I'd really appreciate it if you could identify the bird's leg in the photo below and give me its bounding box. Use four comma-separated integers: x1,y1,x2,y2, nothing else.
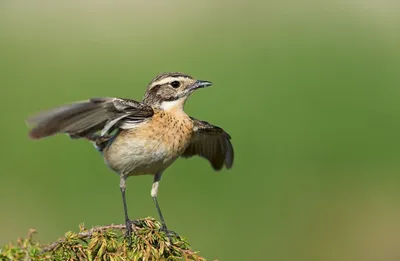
120,176,134,243
151,173,166,229
151,172,178,238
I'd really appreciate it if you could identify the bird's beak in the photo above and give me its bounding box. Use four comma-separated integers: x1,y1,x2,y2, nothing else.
188,80,212,92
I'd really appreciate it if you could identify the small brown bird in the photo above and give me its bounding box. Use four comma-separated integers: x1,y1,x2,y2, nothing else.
26,72,234,238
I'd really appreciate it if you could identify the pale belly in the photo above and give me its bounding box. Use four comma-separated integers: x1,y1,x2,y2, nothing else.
103,111,193,176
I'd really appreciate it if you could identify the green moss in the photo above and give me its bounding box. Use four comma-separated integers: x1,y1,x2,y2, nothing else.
0,218,205,261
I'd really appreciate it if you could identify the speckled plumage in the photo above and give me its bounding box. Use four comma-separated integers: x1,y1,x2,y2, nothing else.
104,110,194,177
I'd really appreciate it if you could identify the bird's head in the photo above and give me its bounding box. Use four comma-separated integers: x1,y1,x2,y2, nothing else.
142,72,212,111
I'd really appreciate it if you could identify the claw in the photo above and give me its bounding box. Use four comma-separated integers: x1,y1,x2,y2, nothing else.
160,225,180,240
124,220,135,245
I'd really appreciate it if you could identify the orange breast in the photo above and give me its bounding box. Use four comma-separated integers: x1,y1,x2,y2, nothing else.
146,110,194,155
103,110,194,175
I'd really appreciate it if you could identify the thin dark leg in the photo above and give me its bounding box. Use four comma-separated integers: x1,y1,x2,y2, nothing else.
120,176,133,243
151,172,168,229
152,196,168,230
151,173,178,238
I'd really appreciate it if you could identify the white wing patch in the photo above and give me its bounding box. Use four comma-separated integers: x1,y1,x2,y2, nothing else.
101,115,130,136
119,119,147,130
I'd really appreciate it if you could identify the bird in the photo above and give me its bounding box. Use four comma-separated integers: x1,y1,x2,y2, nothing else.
26,72,234,239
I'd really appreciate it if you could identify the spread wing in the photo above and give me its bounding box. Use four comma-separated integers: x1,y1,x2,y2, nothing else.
181,118,234,170
26,97,154,139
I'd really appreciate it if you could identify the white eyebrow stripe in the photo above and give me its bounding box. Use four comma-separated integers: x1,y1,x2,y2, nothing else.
150,76,190,88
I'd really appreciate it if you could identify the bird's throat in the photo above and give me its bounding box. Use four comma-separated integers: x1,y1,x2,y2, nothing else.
159,98,186,113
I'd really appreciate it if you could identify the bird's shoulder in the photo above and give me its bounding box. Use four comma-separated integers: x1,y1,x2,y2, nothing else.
189,117,229,137
90,97,154,115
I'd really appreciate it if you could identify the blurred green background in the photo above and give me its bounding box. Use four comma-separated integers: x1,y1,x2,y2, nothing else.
1,1,400,260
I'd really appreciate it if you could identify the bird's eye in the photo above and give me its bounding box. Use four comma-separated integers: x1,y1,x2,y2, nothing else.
170,81,181,88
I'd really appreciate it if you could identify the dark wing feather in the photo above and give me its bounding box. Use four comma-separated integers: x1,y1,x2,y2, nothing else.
26,97,154,139
181,118,234,170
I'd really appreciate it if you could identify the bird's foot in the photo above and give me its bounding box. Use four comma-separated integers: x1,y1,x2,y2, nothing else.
124,219,138,245
160,225,180,240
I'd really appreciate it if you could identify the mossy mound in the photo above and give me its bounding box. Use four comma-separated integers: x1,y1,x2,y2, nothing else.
0,218,205,261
